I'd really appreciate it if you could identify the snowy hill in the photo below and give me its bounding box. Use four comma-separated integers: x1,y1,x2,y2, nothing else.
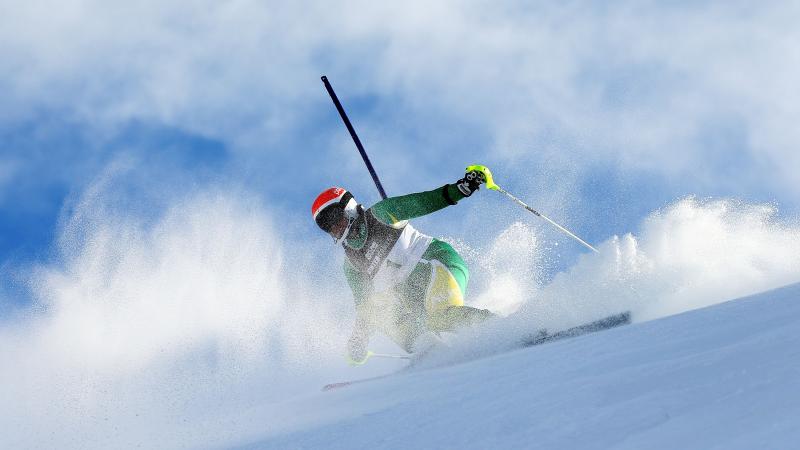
3,196,798,450
235,282,800,449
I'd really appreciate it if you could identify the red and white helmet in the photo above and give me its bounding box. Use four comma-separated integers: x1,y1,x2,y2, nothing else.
311,187,358,237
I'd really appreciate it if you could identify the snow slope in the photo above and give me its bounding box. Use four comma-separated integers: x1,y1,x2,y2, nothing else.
235,282,800,449
3,194,798,449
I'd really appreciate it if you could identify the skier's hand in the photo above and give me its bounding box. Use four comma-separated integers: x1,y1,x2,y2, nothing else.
457,165,495,196
347,335,369,365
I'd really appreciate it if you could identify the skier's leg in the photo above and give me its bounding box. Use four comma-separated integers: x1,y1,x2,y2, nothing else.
423,240,470,298
424,260,495,332
392,240,494,352
435,304,496,331
384,307,427,353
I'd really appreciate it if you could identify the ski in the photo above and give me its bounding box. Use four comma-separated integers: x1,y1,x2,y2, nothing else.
322,373,395,391
322,312,631,392
520,311,631,347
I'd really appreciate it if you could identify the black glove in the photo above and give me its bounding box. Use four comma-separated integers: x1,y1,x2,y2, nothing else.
456,169,486,197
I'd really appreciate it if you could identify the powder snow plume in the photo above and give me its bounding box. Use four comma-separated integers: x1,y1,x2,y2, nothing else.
536,197,800,324
0,174,358,449
426,196,800,364
2,168,799,449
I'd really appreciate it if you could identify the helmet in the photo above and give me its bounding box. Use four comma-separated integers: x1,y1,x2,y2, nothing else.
311,187,359,243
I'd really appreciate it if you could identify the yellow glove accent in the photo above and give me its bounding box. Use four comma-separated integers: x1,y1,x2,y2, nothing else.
346,350,374,366
465,165,499,190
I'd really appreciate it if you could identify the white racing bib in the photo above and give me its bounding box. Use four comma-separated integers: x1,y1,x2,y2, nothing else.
370,221,433,293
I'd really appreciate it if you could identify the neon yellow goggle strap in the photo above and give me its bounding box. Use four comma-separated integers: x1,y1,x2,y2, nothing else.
465,164,499,190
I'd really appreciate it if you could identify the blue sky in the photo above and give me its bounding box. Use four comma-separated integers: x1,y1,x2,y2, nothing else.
1,1,799,306
4,3,800,447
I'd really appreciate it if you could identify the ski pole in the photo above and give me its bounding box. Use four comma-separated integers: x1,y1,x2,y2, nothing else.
370,352,411,360
321,75,388,200
467,165,600,253
349,351,411,366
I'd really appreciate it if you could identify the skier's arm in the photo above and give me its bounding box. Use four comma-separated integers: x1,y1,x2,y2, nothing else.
371,184,465,223
344,261,371,309
347,310,371,364
370,167,489,223
344,262,374,363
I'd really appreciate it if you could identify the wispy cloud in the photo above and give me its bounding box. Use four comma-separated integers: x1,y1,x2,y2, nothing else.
3,4,800,446
1,0,798,261
1,1,797,193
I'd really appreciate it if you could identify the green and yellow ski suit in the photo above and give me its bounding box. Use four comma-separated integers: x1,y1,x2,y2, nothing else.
343,184,494,358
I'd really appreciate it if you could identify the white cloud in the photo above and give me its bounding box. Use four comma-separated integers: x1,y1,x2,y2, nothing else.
1,1,798,198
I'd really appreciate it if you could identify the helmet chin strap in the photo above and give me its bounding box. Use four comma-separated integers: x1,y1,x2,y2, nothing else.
334,216,355,246
334,198,359,245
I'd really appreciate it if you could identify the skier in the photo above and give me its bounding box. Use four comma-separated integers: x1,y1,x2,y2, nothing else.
312,166,496,364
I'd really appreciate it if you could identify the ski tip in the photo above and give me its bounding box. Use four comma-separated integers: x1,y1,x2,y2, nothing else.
322,382,352,392
615,310,633,325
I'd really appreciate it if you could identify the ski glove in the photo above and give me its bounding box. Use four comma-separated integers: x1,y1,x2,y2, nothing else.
456,168,488,196
347,334,369,365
